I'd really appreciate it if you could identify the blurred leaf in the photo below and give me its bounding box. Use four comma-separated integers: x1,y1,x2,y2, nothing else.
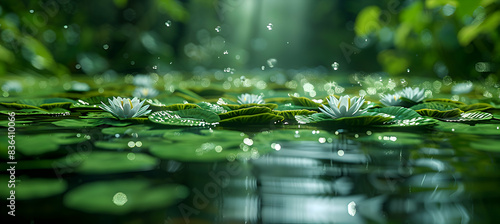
157,0,189,22
377,50,410,75
354,6,382,36
458,11,500,45
71,151,158,174
113,0,128,8
0,177,67,200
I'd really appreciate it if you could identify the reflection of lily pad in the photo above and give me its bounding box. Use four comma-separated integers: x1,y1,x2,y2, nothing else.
470,139,500,152
0,177,67,200
70,151,159,174
64,180,187,215
150,130,256,161
436,123,500,135
149,109,219,127
358,132,423,146
10,133,88,156
219,113,284,125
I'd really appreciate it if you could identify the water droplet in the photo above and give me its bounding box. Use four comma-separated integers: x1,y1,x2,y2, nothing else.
75,64,81,69
103,44,109,50
267,58,277,68
332,62,339,70
169,62,173,64
215,26,221,32
63,25,68,29
152,65,157,70
113,192,128,206
223,50,228,55
266,23,273,30
261,66,265,70
407,68,410,73
165,20,172,27
29,10,34,13
130,61,135,65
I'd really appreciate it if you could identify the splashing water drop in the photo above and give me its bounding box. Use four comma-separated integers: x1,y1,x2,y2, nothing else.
165,20,172,27
223,50,228,55
332,62,339,70
215,26,221,32
267,23,273,30
267,58,277,68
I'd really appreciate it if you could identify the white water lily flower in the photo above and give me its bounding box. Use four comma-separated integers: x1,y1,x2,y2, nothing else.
319,95,365,119
400,87,425,103
380,93,403,106
100,97,151,119
237,93,264,104
451,82,473,95
133,87,159,98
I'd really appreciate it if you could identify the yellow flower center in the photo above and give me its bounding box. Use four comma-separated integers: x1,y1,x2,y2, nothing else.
120,99,133,109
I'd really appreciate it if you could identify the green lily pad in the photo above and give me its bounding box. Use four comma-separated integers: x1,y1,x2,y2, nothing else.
274,109,317,120
0,120,32,127
460,103,494,112
149,108,220,127
148,103,201,112
197,102,228,114
79,112,116,119
423,98,466,106
219,106,272,120
414,108,463,118
225,103,278,110
0,102,41,110
290,95,322,108
411,102,462,111
438,111,493,122
40,102,73,110
150,129,257,161
295,112,394,127
68,151,159,174
0,177,67,200
368,106,438,127
219,113,284,125
52,118,131,127
64,180,187,215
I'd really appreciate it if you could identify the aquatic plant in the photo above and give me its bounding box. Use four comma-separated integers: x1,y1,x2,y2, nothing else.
380,93,403,107
133,87,159,98
100,97,151,119
400,87,425,103
237,93,264,104
319,95,365,119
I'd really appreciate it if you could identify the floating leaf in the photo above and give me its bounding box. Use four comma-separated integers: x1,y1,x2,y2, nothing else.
460,103,493,112
219,106,272,120
290,95,322,108
66,151,158,174
52,118,131,127
438,111,493,122
64,180,187,215
149,109,219,127
414,108,463,118
0,177,67,200
368,106,421,121
0,102,41,110
148,103,200,112
40,102,73,110
274,110,317,120
225,103,278,110
296,112,394,127
7,133,88,156
423,98,466,106
197,102,227,114
411,102,461,111
219,113,284,125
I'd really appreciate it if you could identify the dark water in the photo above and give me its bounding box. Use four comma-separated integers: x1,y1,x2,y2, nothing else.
4,124,500,224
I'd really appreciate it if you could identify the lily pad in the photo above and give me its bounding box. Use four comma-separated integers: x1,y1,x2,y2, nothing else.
52,118,131,127
64,180,187,215
411,102,462,111
149,108,220,127
148,103,201,112
414,108,463,118
438,111,493,122
219,113,284,125
0,177,67,200
8,133,88,156
435,123,500,135
197,102,227,114
68,151,159,174
290,95,322,108
219,106,272,120
274,109,317,120
0,102,41,110
368,106,438,127
423,98,466,106
40,102,73,110
295,112,394,127
225,103,278,110
460,103,494,112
